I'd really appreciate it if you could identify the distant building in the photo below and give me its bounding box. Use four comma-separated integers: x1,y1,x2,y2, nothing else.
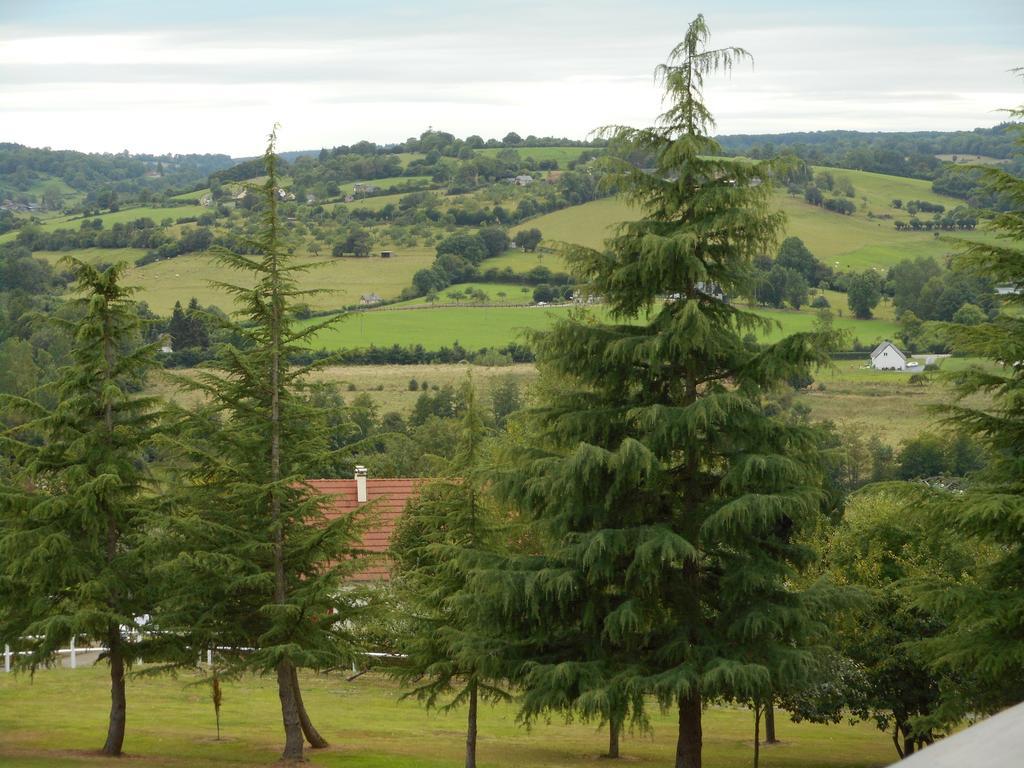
360,292,383,305
380,250,393,258
353,183,380,194
995,283,1021,295
870,340,908,371
513,175,534,186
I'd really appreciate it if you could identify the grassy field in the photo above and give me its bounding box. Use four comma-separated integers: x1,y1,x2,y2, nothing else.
338,176,433,194
0,206,212,244
326,192,409,213
800,356,993,444
306,305,590,350
0,666,895,768
394,282,537,306
261,351,979,447
475,146,599,164
496,167,984,274
306,299,899,353
58,248,435,315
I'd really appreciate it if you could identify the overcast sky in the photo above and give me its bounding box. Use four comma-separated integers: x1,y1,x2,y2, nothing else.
2,0,1021,157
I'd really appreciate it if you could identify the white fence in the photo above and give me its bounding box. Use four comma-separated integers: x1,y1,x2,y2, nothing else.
3,638,110,672
3,642,397,674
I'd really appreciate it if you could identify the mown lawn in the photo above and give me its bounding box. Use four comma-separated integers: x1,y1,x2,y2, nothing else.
0,666,895,768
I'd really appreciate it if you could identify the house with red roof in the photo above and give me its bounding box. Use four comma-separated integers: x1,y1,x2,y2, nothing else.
307,466,420,582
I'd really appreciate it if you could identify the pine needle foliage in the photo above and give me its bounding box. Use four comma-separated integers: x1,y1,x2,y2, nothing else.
904,94,1024,723
389,380,511,768
0,260,162,756
486,16,839,768
152,129,365,762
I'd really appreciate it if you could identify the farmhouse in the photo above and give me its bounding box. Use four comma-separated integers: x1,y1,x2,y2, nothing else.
309,468,420,582
870,340,908,371
360,292,383,305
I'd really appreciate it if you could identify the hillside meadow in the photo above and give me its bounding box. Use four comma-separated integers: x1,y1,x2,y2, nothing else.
0,666,895,768
304,300,899,352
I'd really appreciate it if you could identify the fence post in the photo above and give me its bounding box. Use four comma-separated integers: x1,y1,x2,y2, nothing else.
70,637,77,669
4,644,10,673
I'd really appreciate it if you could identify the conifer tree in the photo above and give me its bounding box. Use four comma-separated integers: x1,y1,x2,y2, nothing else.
153,129,365,762
388,381,511,768
0,261,162,756
487,16,838,768
906,92,1024,722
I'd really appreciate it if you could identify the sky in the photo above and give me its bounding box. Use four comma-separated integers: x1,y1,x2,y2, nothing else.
1,0,1021,157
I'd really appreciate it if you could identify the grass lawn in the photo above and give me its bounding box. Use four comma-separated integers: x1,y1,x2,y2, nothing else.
0,666,895,768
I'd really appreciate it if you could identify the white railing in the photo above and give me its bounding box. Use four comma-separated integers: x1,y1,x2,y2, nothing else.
3,642,399,673
4,638,108,672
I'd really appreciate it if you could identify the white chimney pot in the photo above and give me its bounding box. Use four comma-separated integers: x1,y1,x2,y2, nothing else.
354,465,368,503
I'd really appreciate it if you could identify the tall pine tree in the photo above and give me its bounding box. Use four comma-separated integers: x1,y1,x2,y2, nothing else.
906,91,1024,723
153,128,365,762
0,261,162,756
487,16,838,768
388,380,511,768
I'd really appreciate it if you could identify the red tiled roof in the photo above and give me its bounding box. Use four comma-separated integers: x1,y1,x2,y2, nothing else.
307,478,422,582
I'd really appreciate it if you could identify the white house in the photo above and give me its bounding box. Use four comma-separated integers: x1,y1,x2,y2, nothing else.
870,340,908,371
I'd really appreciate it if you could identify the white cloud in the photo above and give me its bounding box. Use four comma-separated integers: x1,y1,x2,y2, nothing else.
0,9,1019,155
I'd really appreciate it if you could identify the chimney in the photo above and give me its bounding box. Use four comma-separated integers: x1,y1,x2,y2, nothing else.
354,465,368,503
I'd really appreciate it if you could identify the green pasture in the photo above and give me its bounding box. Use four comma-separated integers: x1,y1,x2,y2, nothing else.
475,146,599,164
305,298,899,352
338,176,433,194
812,289,898,321
70,247,435,315
495,167,984,273
751,306,899,346
25,205,210,233
393,152,426,168
395,282,537,306
169,188,209,202
327,192,409,213
801,356,993,444
306,305,590,351
0,665,895,768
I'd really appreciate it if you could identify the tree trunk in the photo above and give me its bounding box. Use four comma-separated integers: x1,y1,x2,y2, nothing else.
674,692,702,768
290,666,328,748
764,700,777,744
607,716,621,759
466,680,478,768
753,701,761,768
101,630,127,756
276,661,305,762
